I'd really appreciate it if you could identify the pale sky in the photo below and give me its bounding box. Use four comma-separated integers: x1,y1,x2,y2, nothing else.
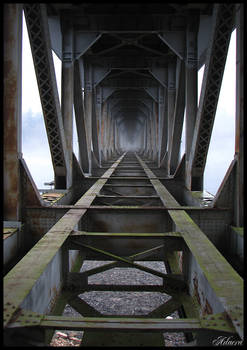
21,13,236,195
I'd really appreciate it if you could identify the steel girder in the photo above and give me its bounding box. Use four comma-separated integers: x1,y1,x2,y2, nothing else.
24,4,69,188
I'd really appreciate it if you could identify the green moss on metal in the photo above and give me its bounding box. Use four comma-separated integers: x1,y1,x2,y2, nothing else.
231,226,243,237
70,253,84,273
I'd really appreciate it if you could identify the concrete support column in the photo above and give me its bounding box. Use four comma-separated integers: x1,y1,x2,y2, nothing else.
61,18,74,188
4,4,23,220
185,11,199,189
234,4,243,226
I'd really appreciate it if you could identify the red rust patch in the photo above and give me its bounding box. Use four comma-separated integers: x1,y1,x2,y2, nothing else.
193,274,201,306
202,298,213,315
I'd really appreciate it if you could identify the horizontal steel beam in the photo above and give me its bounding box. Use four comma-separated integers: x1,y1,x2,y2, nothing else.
9,314,236,334
4,154,125,328
136,154,243,339
70,241,186,292
26,205,229,211
70,230,182,238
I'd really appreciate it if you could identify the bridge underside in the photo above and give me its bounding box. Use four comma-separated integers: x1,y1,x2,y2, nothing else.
4,3,243,347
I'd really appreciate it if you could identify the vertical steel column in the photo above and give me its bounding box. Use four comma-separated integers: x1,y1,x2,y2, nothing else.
74,59,90,173
167,61,176,148
24,4,69,189
188,4,235,191
167,61,176,172
168,58,185,175
101,101,107,162
92,87,100,165
143,118,147,157
84,61,93,173
96,87,103,166
160,87,168,169
104,105,111,160
3,4,23,221
145,117,151,159
61,17,74,188
114,119,119,155
109,115,114,157
102,101,108,161
157,85,165,167
234,4,243,226
185,11,199,189
150,108,155,161
152,100,158,162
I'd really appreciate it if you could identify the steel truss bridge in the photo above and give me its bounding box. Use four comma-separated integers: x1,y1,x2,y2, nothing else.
4,3,243,347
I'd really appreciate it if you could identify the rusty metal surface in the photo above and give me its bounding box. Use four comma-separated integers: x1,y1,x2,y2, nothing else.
4,154,125,328
3,4,22,221
136,154,243,340
3,3,243,346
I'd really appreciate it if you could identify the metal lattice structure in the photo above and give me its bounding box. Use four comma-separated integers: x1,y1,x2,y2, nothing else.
4,3,243,347
24,4,68,187
190,4,235,172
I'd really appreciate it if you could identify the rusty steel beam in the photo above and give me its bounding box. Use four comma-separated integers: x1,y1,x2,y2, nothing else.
4,154,125,328
61,16,74,188
69,240,186,292
136,154,243,340
3,4,23,221
23,4,69,189
234,4,243,226
7,314,236,335
73,59,90,173
188,4,235,190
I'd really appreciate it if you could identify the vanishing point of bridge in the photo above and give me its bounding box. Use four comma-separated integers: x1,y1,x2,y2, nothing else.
4,3,243,347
